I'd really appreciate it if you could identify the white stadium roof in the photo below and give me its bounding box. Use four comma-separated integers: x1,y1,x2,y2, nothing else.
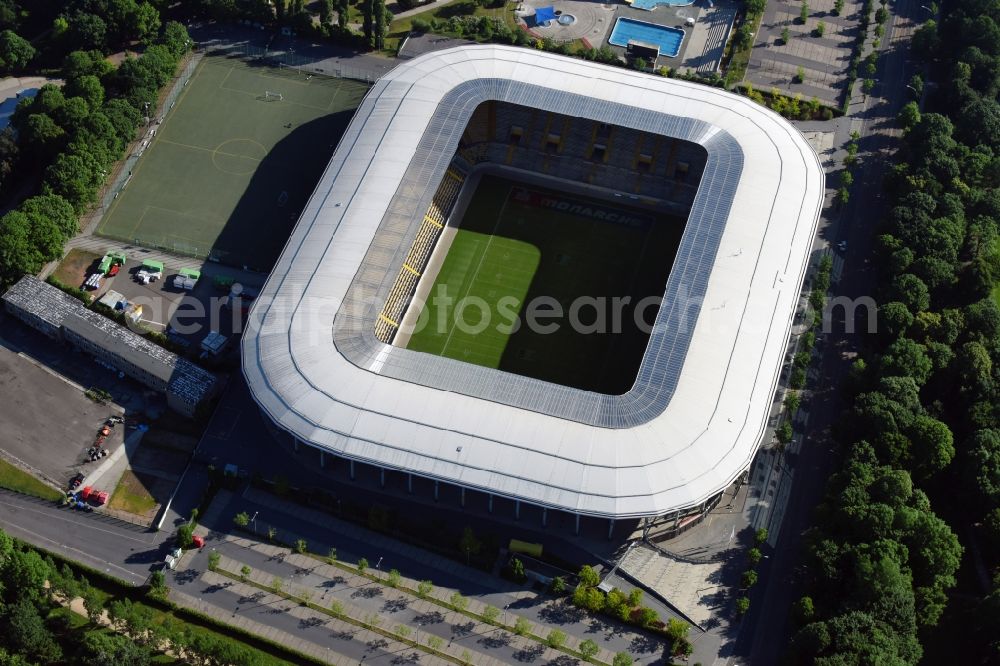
242,45,825,519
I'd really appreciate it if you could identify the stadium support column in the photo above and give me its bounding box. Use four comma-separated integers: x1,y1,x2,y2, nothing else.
349,460,355,480
380,468,385,488
574,514,580,536
542,508,547,527
515,500,520,521
460,487,465,508
319,452,325,468
434,480,439,502
607,519,614,540
294,437,299,452
488,494,493,513
407,474,413,494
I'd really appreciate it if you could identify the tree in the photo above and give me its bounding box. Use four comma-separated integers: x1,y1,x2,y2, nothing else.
800,1,809,23
909,415,954,478
509,557,525,581
637,606,659,626
240,564,251,581
294,538,307,554
362,0,374,46
357,557,368,573
417,579,433,598
550,576,566,594
233,511,250,528
148,570,167,600
81,583,104,624
159,21,191,58
749,547,762,564
450,590,468,611
547,628,567,648
208,551,221,571
337,0,349,29
43,150,103,211
966,430,1000,500
83,631,151,666
7,599,62,663
458,526,482,563
793,595,815,623
736,596,750,614
755,528,768,545
898,101,921,131
176,523,194,549
579,639,600,661
0,30,34,72
513,616,531,635
814,20,825,37
880,338,933,386
890,273,930,313
742,569,759,588
387,568,401,587
612,653,633,666
579,564,600,587
482,605,500,623
833,0,844,14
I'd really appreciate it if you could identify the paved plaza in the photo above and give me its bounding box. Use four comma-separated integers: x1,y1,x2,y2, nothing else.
747,0,863,106
515,0,734,72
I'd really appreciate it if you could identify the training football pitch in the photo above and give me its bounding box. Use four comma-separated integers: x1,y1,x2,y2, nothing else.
406,175,687,394
97,55,369,270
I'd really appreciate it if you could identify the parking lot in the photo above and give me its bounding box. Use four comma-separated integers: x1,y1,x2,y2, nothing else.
50,243,266,356
0,323,125,489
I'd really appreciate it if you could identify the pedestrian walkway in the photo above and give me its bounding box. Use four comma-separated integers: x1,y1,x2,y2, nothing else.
173,582,374,665
212,544,617,665
200,490,653,662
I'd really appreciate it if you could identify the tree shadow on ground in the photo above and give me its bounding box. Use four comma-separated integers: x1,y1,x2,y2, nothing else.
537,601,586,625
512,643,545,662
351,585,382,599
382,597,409,613
477,630,512,649
414,610,445,625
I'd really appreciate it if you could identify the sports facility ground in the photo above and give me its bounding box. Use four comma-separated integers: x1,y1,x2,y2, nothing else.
97,56,369,270
406,175,687,394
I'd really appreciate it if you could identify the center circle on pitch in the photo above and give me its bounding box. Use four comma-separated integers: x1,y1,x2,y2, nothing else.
212,138,268,175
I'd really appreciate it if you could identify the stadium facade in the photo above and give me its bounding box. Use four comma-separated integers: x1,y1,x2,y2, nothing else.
242,45,825,535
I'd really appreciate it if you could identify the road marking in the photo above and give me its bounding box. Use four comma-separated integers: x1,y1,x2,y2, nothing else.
0,518,147,582
0,499,156,545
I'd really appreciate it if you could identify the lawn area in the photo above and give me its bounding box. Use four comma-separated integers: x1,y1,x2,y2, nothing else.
0,457,62,501
108,469,159,517
405,175,686,393
387,0,518,50
96,55,369,270
52,248,101,290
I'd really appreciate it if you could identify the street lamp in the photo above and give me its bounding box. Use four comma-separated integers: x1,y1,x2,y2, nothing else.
502,603,510,625
375,556,383,571
251,511,259,535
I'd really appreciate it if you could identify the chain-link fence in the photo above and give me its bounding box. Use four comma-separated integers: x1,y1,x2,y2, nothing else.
82,53,204,239
215,42,382,83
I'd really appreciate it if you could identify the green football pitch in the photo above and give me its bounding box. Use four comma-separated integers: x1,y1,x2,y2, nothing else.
406,175,687,394
96,56,369,270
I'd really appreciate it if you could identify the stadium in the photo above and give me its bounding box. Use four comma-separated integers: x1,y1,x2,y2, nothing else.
242,45,825,536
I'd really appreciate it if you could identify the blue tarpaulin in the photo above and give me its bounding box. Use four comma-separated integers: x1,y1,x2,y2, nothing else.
534,6,557,23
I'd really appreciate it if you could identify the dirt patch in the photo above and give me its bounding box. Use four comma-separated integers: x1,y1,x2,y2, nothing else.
53,248,101,289
107,469,171,521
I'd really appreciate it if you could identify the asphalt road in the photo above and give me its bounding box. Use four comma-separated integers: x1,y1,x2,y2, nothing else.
0,488,162,586
737,0,921,661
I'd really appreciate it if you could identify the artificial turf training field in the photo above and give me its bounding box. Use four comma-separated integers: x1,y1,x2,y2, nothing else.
406,175,687,394
97,56,369,270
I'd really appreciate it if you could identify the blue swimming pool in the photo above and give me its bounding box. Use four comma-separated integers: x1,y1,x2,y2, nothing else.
630,0,693,8
608,17,685,58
